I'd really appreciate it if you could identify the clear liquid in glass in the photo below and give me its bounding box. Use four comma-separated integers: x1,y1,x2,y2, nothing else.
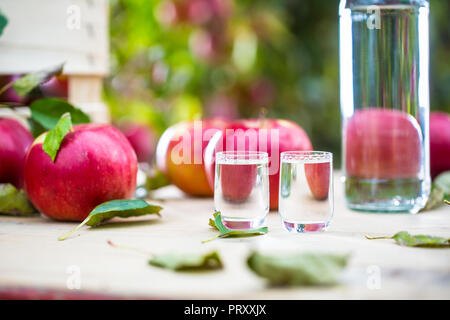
214,153,269,230
279,152,334,233
340,1,430,213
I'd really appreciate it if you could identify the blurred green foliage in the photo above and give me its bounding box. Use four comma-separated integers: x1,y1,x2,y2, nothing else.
106,0,449,167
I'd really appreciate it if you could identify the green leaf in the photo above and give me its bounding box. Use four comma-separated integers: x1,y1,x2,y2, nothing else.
422,185,445,211
145,168,169,191
366,231,450,248
29,98,90,135
58,199,163,241
247,251,349,286
211,211,229,234
435,171,450,196
208,217,217,230
0,10,8,37
42,113,73,162
149,251,223,271
0,184,36,216
421,171,450,212
202,211,268,243
12,63,64,97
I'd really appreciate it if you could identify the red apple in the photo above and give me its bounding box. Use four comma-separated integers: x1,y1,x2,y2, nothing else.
24,124,137,221
430,111,450,179
120,122,157,164
304,162,331,200
40,75,68,99
156,118,229,196
0,118,34,188
345,108,422,179
204,119,313,209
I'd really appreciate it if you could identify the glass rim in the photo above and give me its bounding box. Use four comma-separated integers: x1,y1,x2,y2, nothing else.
216,151,269,163
280,151,332,163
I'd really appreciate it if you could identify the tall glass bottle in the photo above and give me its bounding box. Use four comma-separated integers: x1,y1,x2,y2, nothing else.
339,0,430,213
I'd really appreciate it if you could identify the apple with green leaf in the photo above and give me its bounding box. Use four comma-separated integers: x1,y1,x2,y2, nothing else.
24,118,138,221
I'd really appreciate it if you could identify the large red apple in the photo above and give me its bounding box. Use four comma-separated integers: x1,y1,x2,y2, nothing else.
430,111,450,179
204,119,313,209
0,118,34,188
345,108,422,179
24,124,137,221
156,118,229,196
120,122,157,164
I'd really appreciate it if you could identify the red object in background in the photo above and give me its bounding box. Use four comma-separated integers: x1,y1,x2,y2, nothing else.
40,75,69,99
24,124,137,221
220,163,257,203
345,108,422,179
0,118,34,189
156,118,229,196
0,75,24,104
430,111,450,178
204,118,312,210
304,162,330,200
121,123,157,164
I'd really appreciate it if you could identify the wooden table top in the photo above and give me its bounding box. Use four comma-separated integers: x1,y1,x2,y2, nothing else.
1,172,449,300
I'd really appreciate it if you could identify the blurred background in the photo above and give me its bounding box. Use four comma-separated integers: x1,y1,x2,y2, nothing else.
105,0,450,167
1,0,448,167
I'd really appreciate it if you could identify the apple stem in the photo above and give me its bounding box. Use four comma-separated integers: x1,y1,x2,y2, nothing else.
365,234,394,240
58,217,90,241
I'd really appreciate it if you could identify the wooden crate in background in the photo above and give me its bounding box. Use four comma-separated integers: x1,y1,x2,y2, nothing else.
0,0,110,123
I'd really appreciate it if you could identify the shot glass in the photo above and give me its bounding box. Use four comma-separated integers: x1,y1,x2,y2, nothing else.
279,151,333,232
214,151,269,230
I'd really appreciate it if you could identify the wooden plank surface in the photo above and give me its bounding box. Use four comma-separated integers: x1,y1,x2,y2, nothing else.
0,172,449,299
0,0,108,75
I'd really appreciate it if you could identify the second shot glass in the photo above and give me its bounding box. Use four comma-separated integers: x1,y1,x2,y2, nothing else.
279,151,334,233
214,151,269,230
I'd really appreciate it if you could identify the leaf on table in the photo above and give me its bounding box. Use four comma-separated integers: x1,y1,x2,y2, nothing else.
12,63,64,97
0,183,36,216
42,112,73,162
149,251,223,271
58,199,163,241
0,10,8,37
29,98,90,136
366,231,450,248
202,211,268,243
247,251,350,286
